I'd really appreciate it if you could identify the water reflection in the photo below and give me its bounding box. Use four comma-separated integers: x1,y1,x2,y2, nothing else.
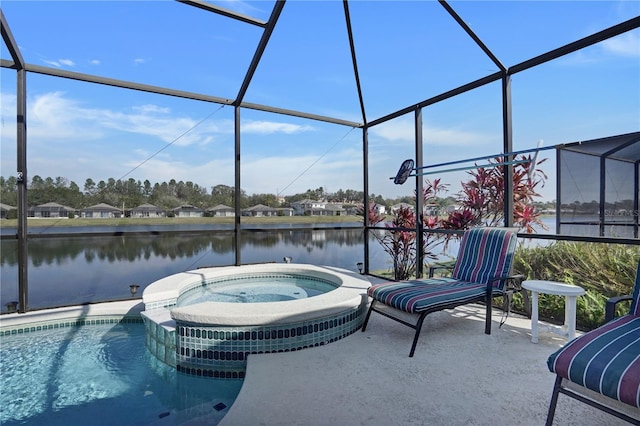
0,229,369,267
0,229,372,312
0,220,567,313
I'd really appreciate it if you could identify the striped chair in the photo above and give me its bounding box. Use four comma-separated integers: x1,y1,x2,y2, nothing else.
361,227,519,357
545,262,640,425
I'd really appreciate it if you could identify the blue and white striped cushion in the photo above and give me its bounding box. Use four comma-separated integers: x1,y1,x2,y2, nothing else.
367,277,499,314
452,227,517,288
367,228,517,314
547,315,640,408
631,265,640,316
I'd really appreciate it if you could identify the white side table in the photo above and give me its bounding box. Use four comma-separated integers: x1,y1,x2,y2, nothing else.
522,280,585,343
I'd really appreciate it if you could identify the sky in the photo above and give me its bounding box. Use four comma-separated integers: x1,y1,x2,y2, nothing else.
0,0,639,203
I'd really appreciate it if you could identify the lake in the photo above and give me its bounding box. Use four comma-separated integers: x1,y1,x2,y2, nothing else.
0,218,564,313
1,227,396,312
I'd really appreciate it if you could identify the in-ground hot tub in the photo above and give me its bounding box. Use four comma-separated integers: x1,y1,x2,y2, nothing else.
141,263,371,379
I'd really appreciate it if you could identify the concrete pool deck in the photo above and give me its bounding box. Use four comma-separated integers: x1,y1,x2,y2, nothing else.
2,279,636,425
220,277,635,426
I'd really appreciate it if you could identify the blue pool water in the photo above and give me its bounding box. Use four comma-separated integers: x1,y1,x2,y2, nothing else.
177,274,338,305
0,321,242,425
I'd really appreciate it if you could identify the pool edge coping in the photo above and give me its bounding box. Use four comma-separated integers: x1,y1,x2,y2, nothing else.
143,263,372,326
0,300,144,334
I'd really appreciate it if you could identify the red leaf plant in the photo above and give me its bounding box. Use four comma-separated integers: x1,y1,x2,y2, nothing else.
365,154,547,281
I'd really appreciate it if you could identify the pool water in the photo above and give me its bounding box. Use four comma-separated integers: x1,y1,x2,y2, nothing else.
177,274,338,305
0,322,242,425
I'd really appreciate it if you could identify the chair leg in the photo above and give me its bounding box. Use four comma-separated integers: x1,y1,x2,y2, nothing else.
409,312,428,357
545,375,562,426
361,299,376,332
485,295,492,335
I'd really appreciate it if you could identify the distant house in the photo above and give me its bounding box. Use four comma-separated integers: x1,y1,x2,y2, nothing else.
424,203,440,216
81,203,122,218
290,199,351,216
372,204,387,215
242,204,278,217
208,204,235,217
390,202,442,216
324,203,346,216
131,203,165,218
0,203,16,219
291,199,326,216
276,207,294,217
343,204,360,216
30,202,76,218
391,202,414,213
171,204,204,218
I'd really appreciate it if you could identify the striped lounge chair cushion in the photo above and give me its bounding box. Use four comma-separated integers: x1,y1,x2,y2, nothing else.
451,227,517,287
547,315,640,408
367,278,502,314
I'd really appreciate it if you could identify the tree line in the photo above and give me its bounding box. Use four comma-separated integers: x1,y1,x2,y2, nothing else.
0,175,396,211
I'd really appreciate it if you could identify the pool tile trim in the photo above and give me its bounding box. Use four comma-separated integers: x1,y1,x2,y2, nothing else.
0,300,144,335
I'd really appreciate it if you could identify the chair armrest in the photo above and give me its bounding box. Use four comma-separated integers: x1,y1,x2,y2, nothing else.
428,260,456,278
488,274,524,290
605,294,633,322
504,274,524,288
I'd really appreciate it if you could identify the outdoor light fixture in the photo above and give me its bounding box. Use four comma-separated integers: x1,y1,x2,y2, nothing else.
283,256,292,263
5,301,18,313
129,284,140,297
357,262,364,274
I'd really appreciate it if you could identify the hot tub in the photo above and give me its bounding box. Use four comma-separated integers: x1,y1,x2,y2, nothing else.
141,263,371,379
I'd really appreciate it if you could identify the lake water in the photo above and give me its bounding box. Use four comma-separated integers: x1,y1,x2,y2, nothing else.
1,227,395,312
0,217,568,313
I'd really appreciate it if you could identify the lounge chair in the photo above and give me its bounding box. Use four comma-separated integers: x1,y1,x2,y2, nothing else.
545,262,640,425
361,227,520,357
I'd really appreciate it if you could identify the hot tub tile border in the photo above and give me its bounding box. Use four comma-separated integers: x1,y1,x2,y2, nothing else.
174,304,366,378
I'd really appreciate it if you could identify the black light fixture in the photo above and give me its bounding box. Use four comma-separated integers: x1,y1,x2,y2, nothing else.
356,262,364,274
129,284,140,297
5,301,18,313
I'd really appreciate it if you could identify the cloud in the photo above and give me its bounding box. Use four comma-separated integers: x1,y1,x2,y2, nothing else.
601,31,640,58
90,59,100,65
215,0,268,17
11,91,212,146
0,92,16,125
115,154,239,190
132,104,171,114
560,31,640,65
134,58,147,65
241,149,362,195
108,146,364,197
28,91,104,140
42,58,75,67
4,91,322,150
369,117,491,146
1,90,334,188
241,120,315,134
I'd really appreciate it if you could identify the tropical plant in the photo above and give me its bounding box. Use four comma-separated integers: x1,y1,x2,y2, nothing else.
370,154,548,280
440,154,548,232
367,179,447,280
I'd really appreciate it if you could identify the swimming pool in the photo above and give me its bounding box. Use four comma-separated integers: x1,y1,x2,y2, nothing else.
0,318,242,425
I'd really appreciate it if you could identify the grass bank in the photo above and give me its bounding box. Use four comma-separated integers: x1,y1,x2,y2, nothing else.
1,215,363,228
512,241,640,330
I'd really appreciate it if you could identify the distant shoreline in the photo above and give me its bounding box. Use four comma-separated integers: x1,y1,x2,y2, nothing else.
0,215,364,229
0,214,559,229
